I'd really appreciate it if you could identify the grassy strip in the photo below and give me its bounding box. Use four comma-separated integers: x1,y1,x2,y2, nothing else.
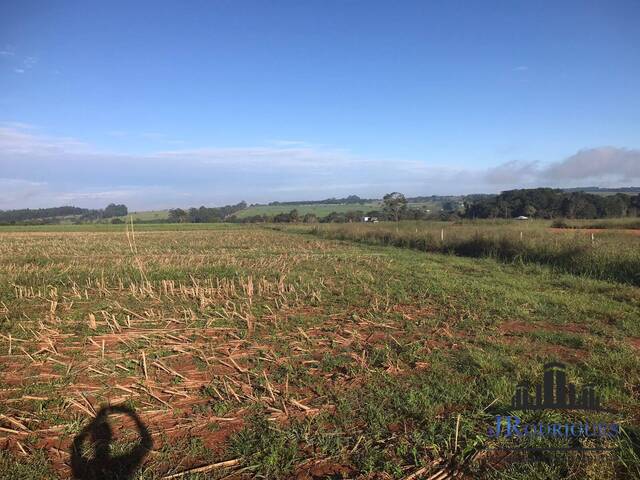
305,224,640,286
552,219,640,230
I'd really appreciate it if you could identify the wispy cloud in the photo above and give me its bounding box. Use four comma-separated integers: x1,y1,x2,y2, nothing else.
0,123,637,209
483,147,640,188
484,160,539,185
106,130,184,144
157,145,359,169
0,46,15,57
0,47,38,74
541,147,640,182
0,123,89,154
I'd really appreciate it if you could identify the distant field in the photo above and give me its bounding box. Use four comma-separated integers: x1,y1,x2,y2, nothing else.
114,210,169,222
235,201,441,218
235,202,381,218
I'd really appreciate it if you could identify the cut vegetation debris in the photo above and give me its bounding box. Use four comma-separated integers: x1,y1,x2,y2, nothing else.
0,223,638,479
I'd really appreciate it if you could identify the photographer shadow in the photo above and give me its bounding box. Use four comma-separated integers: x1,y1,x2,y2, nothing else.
71,404,152,480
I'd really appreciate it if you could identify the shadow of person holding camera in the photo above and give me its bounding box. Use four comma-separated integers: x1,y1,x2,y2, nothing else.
71,404,152,480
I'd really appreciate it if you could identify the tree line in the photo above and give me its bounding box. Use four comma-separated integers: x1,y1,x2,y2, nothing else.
463,188,640,219
230,193,439,223
2,188,639,226
167,202,247,223
266,195,375,206
0,204,128,225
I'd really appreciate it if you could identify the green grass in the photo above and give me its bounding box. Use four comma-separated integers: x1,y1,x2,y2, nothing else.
234,200,441,218
115,210,170,222
0,224,638,478
234,202,382,218
303,220,640,286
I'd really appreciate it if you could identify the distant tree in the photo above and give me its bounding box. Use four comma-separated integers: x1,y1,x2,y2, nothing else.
303,213,318,223
344,210,364,223
603,194,630,217
631,194,640,216
288,209,300,223
440,210,460,221
523,205,537,218
168,208,188,223
462,188,636,220
321,212,347,223
441,200,458,213
273,212,290,223
382,192,408,225
104,204,128,218
0,206,95,224
560,196,577,218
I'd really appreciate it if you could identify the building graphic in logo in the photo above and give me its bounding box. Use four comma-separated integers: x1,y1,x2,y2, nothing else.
484,361,621,451
511,362,604,411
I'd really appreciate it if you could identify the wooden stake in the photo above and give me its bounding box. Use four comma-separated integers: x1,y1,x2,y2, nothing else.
141,350,148,381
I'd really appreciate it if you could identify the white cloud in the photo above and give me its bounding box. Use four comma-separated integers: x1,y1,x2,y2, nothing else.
480,147,640,190
0,178,49,206
542,147,640,183
0,123,89,154
0,123,638,209
157,145,359,169
484,160,539,185
0,48,38,74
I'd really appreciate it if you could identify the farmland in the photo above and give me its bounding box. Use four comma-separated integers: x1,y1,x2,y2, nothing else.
117,211,171,222
305,219,640,286
234,203,382,219
233,201,441,219
0,222,639,479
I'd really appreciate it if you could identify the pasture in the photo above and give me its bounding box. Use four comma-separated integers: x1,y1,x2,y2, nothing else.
234,201,443,219
0,222,638,479
234,203,382,218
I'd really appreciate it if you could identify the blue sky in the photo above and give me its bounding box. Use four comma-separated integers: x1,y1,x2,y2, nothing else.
1,1,639,209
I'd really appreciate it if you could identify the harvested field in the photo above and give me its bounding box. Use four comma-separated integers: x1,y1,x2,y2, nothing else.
0,224,639,479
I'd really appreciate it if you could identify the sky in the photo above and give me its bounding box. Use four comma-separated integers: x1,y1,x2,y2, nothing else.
1,0,639,210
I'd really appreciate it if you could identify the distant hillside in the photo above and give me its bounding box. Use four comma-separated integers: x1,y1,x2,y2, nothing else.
265,195,377,206
563,186,640,194
236,202,381,218
4,187,640,225
0,206,92,224
0,204,128,225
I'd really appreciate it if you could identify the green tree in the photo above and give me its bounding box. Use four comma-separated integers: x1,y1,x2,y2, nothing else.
104,204,128,218
168,208,188,223
382,192,407,225
523,205,536,218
